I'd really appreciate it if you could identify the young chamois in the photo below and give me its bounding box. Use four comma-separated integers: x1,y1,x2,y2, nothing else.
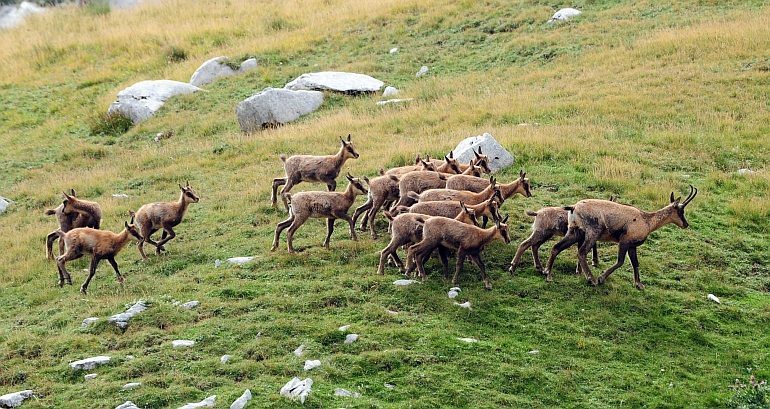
377,203,478,276
445,170,532,202
509,196,619,275
402,194,502,225
133,181,200,261
431,148,492,174
271,134,360,211
271,173,368,254
45,190,102,259
351,173,401,239
432,151,462,175
390,170,449,209
54,214,142,294
408,214,511,290
542,186,697,290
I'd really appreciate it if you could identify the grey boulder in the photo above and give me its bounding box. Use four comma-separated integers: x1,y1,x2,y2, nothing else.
285,72,383,94
190,56,257,87
108,80,203,124
0,390,33,408
236,88,324,131
453,133,514,174
70,356,110,370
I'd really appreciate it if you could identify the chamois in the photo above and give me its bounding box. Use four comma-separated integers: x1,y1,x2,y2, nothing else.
542,186,697,289
45,190,102,259
509,196,619,275
385,156,436,177
351,173,401,239
54,214,142,294
408,176,501,206
431,148,492,174
445,170,531,201
271,173,368,253
408,214,511,290
390,170,449,209
377,203,479,276
271,134,360,211
133,181,200,261
404,195,502,225
432,151,462,175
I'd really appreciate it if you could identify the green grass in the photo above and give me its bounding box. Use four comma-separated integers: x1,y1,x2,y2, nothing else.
1,0,770,408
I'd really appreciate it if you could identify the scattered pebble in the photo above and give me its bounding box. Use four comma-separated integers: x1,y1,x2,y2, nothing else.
81,317,99,327
384,383,395,389
123,382,141,390
126,355,135,360
454,301,472,310
214,259,221,267
221,355,232,364
334,388,361,398
70,356,111,370
737,168,757,175
447,289,459,299
386,309,399,315
176,395,216,409
389,47,398,54
112,194,129,199
294,344,305,357
180,301,200,310
280,377,313,404
457,338,478,343
393,279,419,286
344,334,359,344
84,373,98,381
304,360,321,371
382,86,398,98
226,256,256,265
376,98,414,106
229,389,252,409
0,196,11,213
172,340,195,348
339,325,350,332
108,301,148,328
708,294,721,304
528,350,540,355
115,402,141,409
416,66,428,77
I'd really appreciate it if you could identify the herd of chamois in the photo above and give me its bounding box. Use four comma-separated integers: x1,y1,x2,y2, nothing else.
44,134,696,294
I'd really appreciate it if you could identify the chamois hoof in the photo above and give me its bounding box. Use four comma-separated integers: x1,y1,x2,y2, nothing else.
587,278,599,287
508,264,517,275
545,273,553,282
80,287,88,295
635,282,645,290
270,246,277,252
58,280,64,287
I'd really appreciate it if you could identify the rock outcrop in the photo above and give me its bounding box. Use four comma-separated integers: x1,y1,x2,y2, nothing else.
235,88,324,131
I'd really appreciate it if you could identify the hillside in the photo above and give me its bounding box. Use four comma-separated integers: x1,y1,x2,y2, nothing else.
1,0,769,408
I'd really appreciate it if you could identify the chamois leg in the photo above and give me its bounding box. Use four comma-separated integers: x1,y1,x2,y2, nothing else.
56,249,82,286
46,231,59,260
271,177,287,207
284,214,309,254
106,256,125,284
340,213,358,242
437,245,450,280
543,229,581,282
279,179,297,212
509,232,548,274
627,246,644,290
368,196,391,239
154,226,176,255
469,252,492,290
378,240,405,275
408,246,428,281
591,244,600,267
138,228,161,261
270,216,295,252
351,198,373,232
576,237,599,286
80,256,102,295
452,249,468,287
597,243,629,287
326,180,337,191
324,218,336,249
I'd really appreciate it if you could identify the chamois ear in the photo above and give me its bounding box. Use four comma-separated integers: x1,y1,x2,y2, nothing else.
340,135,346,145
347,134,352,142
363,175,370,183
502,214,509,224
473,149,481,159
179,183,184,191
62,191,73,200
519,169,525,179
70,189,76,196
670,192,675,203
477,147,483,154
449,151,454,158
125,221,130,229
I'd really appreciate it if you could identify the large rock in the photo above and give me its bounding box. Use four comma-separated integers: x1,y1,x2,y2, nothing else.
190,56,258,87
0,390,33,408
285,72,383,94
453,133,514,174
108,80,203,124
0,2,44,30
236,88,324,131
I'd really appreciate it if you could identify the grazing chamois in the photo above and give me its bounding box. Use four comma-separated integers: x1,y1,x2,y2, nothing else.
377,203,479,276
54,214,142,294
509,196,619,275
271,134,360,211
351,173,401,239
133,181,200,261
408,214,511,290
45,189,102,259
271,173,368,253
542,186,697,289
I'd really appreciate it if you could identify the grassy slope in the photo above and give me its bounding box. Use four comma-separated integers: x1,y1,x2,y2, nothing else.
1,0,769,407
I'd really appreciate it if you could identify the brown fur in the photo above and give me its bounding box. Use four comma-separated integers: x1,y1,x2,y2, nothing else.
431,147,492,174
46,190,102,260
272,134,361,211
133,181,200,261
445,170,531,201
543,186,697,289
55,216,142,294
408,176,501,206
406,196,501,226
390,171,449,209
385,155,436,177
377,204,479,276
351,174,401,239
407,214,511,290
271,174,368,253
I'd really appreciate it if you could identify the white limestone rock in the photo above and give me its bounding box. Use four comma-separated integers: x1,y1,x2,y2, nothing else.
416,66,429,77
84,373,98,381
70,356,111,370
334,388,361,398
0,390,33,408
303,360,321,371
176,395,216,409
344,334,359,344
123,382,141,389
108,301,147,328
0,196,11,213
115,402,141,409
236,88,324,131
0,2,44,30
108,80,203,124
285,72,383,94
294,344,306,357
180,301,200,310
454,301,472,310
389,47,398,54
280,377,313,403
172,340,195,348
393,279,419,286
190,56,258,87
221,354,232,364
457,338,478,343
226,256,256,265
547,8,582,23
376,98,413,106
81,317,99,327
229,389,252,409
383,86,399,98
453,132,514,173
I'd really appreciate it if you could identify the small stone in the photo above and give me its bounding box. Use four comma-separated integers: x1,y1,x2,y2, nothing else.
176,395,216,409
376,98,413,106
393,279,419,286
454,301,472,310
304,360,321,371
528,350,540,354
180,301,200,310
389,47,398,54
447,290,459,299
123,382,141,389
344,334,359,344
457,338,478,343
386,310,399,315
0,390,33,408
214,259,221,267
84,373,98,381
126,355,135,360
382,86,398,98
416,66,428,77
280,377,313,404
116,402,141,409
81,317,99,327
708,294,721,304
172,340,195,348
384,383,395,389
226,256,256,265
221,355,232,364
338,325,350,332
112,194,129,198
294,344,305,357
70,356,111,370
229,390,252,409
334,388,361,398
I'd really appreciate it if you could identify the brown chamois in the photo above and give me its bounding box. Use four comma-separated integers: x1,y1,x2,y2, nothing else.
509,196,619,275
408,214,511,290
405,195,502,226
377,203,479,276
460,161,484,177
133,180,200,261
431,148,492,174
271,134,360,211
385,155,436,177
408,176,502,206
271,173,368,254
445,170,532,202
390,170,449,209
542,186,697,290
432,151,462,175
45,189,102,259
351,173,401,239
54,214,142,294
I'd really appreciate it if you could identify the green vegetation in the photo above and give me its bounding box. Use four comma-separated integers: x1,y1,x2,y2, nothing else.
0,0,769,408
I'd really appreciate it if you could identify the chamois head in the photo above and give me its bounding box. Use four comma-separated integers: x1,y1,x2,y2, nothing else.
125,212,143,241
443,151,462,174
458,202,480,227
340,134,360,160
60,190,82,214
419,157,437,172
496,214,512,244
485,194,503,223
518,170,532,198
668,185,697,229
179,180,200,204
346,173,368,195
472,148,492,174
